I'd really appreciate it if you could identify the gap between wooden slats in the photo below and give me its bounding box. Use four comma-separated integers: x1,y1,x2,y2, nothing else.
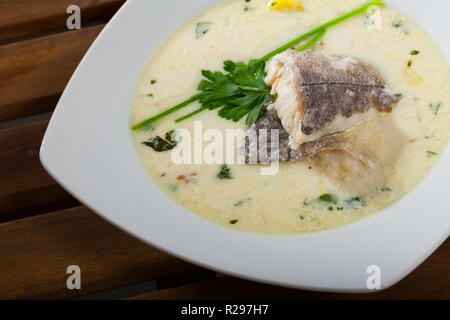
0,206,200,300
0,120,79,222
0,0,125,42
129,239,449,300
0,24,104,123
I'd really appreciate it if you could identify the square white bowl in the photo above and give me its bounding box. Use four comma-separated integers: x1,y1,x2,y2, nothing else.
40,0,450,293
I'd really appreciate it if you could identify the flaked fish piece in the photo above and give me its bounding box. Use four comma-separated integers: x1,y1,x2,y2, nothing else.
244,110,374,169
265,50,402,150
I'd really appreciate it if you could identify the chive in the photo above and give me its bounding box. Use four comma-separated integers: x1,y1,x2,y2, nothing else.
132,0,383,130
430,102,441,116
318,194,339,205
147,93,154,97
230,220,239,225
132,94,201,130
150,80,157,85
393,19,403,28
234,198,251,207
393,19,409,34
380,186,391,192
175,107,208,123
427,151,437,158
258,0,383,62
410,50,420,55
407,60,412,67
299,215,305,220
297,29,326,52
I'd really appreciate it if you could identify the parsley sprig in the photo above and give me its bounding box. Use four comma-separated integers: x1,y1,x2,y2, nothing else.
132,0,381,131
179,60,270,125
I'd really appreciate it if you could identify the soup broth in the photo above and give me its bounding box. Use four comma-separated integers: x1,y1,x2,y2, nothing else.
131,0,450,234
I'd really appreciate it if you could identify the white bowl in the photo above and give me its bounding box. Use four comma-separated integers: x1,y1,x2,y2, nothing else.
40,0,450,293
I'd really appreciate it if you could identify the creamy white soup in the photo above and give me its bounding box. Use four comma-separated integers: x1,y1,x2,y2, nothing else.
131,0,450,235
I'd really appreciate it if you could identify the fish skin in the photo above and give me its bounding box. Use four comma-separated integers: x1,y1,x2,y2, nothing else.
244,110,371,164
265,50,402,149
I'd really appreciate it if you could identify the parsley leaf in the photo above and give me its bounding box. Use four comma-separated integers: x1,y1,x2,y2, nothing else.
195,60,271,124
217,164,233,180
234,198,251,207
317,194,339,205
430,102,441,116
345,197,367,208
142,130,177,152
195,22,213,39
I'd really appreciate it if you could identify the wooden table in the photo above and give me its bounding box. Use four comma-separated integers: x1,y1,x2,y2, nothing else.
0,0,448,300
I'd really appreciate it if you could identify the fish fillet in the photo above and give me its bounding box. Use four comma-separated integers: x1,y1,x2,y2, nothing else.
265,50,402,150
244,109,373,168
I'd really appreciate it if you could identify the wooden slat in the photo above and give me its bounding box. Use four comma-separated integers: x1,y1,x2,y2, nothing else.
0,206,200,299
131,239,450,300
0,0,125,42
0,24,104,122
0,120,79,222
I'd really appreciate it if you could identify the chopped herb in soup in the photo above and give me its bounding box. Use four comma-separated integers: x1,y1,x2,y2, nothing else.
131,0,450,235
